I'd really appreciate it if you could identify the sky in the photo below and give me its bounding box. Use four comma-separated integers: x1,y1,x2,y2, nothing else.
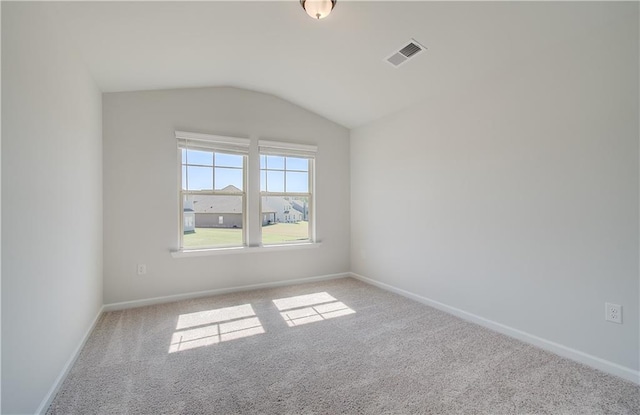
182,150,309,193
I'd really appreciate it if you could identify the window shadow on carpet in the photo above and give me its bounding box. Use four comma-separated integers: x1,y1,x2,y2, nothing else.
168,292,355,353
272,292,356,327
169,303,265,353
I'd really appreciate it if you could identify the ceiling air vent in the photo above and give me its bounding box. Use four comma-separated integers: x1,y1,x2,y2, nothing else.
385,39,427,68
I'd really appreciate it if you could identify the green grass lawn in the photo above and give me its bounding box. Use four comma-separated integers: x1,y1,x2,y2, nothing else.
183,227,242,248
262,221,309,244
183,221,309,249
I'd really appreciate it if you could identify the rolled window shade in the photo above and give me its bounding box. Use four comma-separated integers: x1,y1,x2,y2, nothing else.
258,140,317,159
176,131,250,155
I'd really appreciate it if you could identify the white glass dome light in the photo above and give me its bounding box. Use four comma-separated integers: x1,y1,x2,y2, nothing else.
300,0,337,20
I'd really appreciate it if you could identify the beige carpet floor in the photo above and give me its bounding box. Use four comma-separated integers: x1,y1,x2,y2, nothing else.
48,277,639,414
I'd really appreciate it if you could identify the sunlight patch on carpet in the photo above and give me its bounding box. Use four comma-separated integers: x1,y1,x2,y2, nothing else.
272,292,355,327
169,304,264,353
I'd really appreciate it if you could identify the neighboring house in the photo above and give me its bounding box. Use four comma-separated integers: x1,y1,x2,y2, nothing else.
291,199,309,220
182,185,243,230
183,201,196,233
193,196,242,228
262,206,277,226
184,186,307,231
262,197,304,224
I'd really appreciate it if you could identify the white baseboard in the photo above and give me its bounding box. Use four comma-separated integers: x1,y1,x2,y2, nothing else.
104,272,350,312
350,272,640,385
35,305,105,414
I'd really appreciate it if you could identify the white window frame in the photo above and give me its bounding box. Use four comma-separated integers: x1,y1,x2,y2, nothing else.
173,133,318,256
177,131,249,250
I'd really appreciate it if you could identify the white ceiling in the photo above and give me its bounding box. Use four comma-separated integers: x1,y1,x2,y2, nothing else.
46,1,621,128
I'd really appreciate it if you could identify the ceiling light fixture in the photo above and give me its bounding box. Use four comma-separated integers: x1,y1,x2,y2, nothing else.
300,0,336,20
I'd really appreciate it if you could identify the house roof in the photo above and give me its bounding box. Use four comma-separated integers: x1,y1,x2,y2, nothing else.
189,195,242,214
186,192,298,215
219,185,242,193
262,197,304,216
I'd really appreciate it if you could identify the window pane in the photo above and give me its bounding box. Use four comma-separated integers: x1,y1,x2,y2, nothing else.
215,153,243,168
182,165,187,190
261,196,309,244
266,155,284,170
215,167,243,191
260,155,266,169
187,166,213,191
286,157,308,171
286,172,308,193
183,195,243,248
266,171,284,192
185,150,213,166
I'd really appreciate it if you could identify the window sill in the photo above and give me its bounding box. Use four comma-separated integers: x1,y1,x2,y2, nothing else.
171,242,321,258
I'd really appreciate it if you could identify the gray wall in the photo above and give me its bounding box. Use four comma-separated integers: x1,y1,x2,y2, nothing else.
103,87,350,304
195,213,242,229
1,3,104,413
351,5,639,373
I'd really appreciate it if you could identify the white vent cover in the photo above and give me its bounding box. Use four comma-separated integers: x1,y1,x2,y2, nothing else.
385,39,427,68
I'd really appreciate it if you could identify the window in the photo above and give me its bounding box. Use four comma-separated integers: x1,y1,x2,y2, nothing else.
259,140,315,245
177,131,249,250
176,132,316,252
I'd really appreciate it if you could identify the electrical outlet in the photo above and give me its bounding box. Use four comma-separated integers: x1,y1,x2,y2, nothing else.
137,264,147,275
605,303,622,324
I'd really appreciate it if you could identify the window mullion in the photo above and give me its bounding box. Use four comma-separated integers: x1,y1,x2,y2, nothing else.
246,137,262,247
185,150,189,192
212,153,216,191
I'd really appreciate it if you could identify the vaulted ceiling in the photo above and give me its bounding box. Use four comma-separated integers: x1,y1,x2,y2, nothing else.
45,1,622,128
